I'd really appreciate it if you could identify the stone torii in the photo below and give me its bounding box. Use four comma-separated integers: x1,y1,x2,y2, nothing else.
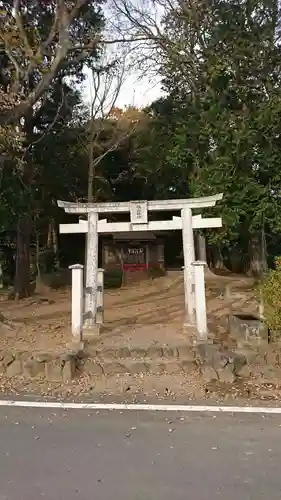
58,194,223,333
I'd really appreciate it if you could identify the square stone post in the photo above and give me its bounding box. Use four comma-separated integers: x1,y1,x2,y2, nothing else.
96,268,104,325
157,239,165,269
192,261,207,341
84,211,98,330
69,264,84,341
182,207,196,325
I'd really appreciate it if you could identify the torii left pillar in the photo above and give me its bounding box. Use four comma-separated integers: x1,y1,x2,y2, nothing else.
84,211,99,333
182,207,196,326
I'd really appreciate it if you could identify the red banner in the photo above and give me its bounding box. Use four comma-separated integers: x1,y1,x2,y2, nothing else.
123,263,147,272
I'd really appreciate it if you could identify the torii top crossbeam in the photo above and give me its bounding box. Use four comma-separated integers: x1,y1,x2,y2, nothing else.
57,194,223,214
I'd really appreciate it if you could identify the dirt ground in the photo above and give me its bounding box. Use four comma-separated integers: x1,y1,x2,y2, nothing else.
0,269,265,401
0,269,257,353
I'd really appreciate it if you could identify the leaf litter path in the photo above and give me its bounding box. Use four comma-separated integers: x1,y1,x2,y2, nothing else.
0,270,256,353
0,270,262,402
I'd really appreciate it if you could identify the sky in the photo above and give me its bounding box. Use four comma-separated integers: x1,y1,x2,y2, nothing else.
82,69,163,110
80,0,165,110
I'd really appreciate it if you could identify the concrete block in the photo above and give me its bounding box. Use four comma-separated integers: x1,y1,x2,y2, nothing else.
201,365,218,382
236,364,251,378
45,359,63,381
229,313,268,345
24,359,45,378
62,359,76,382
33,352,53,363
83,324,100,339
6,360,22,377
217,365,236,384
3,352,14,367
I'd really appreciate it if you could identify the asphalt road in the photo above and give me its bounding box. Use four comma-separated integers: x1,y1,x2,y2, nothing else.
0,407,280,499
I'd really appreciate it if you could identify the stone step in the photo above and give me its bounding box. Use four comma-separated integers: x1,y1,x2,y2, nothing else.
86,344,195,362
81,357,196,377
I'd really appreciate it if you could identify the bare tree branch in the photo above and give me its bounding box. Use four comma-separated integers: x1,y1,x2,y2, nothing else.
78,46,142,202
0,0,92,125
108,0,207,94
13,0,34,57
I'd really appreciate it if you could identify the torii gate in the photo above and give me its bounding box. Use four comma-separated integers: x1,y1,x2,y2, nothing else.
58,194,223,332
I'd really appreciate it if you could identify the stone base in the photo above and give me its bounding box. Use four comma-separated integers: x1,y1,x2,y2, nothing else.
82,324,101,339
0,349,80,382
66,340,85,352
229,313,269,346
183,324,214,346
195,343,247,384
182,324,199,345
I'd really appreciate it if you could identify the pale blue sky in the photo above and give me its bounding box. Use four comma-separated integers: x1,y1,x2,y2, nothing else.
80,0,166,110
82,69,163,110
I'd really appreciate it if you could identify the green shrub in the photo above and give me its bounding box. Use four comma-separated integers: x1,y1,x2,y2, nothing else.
39,269,71,289
147,264,166,278
104,268,123,289
261,256,281,334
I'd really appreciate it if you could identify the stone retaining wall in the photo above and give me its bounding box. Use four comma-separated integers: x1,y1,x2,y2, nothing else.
0,350,80,382
0,343,196,382
1,341,280,384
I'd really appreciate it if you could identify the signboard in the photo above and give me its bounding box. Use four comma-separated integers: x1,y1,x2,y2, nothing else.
128,248,144,255
130,201,148,224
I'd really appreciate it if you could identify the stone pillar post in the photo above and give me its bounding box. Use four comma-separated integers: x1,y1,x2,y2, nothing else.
96,268,104,325
182,208,196,325
84,211,98,330
158,239,165,269
69,264,84,341
192,261,207,341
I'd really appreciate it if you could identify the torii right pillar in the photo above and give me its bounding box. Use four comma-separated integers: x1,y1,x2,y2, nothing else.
182,207,196,326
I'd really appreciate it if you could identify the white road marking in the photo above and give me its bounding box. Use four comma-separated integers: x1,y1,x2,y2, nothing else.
0,400,280,413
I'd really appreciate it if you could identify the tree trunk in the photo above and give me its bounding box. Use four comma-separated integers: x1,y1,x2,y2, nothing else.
34,230,43,294
248,234,261,277
248,230,268,278
47,220,52,248
51,220,60,269
14,215,31,299
48,217,60,269
196,232,207,262
229,248,244,273
13,109,34,299
208,243,227,272
261,226,268,274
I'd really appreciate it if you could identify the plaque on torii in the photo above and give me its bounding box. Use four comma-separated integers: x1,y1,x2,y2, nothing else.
130,201,148,227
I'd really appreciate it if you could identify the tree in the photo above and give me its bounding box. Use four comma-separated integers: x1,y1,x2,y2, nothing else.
0,0,105,125
81,47,130,203
30,83,88,280
114,0,281,274
1,0,105,297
